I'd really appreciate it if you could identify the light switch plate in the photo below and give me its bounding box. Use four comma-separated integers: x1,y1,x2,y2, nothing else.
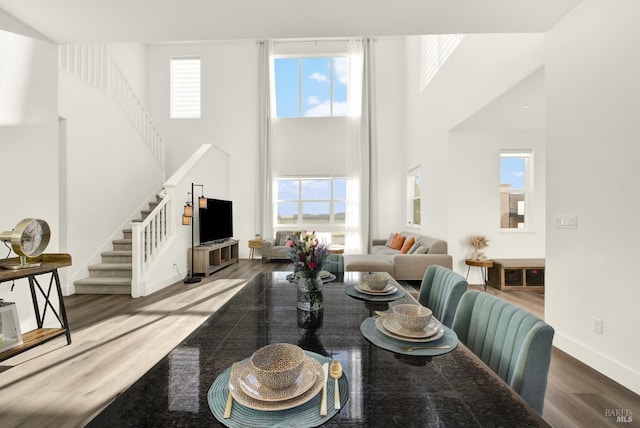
555,215,577,229
593,318,604,335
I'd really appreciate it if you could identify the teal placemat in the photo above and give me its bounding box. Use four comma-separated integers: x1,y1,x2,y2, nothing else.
344,283,406,302
209,351,348,427
360,316,458,356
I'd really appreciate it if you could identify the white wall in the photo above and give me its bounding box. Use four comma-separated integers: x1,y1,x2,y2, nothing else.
0,27,60,331
146,41,258,255
109,43,147,102
545,0,640,394
448,130,546,282
404,34,545,244
448,68,546,282
59,73,165,289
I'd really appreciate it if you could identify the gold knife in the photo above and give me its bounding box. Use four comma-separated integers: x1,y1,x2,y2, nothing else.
320,362,329,416
223,363,236,419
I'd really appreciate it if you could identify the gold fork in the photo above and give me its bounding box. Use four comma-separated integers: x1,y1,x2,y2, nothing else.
223,363,237,418
402,345,451,352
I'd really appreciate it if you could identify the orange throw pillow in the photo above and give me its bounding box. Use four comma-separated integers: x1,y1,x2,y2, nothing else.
389,233,406,250
401,237,415,254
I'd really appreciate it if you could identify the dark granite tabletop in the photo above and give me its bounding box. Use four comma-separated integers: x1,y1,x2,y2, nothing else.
88,272,550,427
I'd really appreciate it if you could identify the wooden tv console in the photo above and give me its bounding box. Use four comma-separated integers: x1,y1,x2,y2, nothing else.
192,239,239,277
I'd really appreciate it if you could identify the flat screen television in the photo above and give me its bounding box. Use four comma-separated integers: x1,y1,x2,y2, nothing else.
199,198,233,244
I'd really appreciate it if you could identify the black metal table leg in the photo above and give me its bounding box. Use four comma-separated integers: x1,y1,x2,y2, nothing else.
53,270,72,344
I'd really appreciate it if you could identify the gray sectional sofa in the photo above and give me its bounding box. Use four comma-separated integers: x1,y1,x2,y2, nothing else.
344,231,453,280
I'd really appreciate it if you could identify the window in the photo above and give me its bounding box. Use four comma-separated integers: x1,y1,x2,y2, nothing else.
500,150,532,229
274,57,347,118
276,176,346,238
170,57,201,118
408,169,421,226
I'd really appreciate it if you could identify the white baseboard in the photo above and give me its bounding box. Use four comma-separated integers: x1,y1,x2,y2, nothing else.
553,332,640,396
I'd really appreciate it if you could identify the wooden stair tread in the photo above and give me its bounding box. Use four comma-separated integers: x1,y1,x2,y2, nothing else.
101,250,132,255
74,277,131,285
73,193,162,295
88,263,132,270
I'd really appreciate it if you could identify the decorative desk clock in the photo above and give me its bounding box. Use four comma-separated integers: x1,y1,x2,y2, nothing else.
0,218,51,269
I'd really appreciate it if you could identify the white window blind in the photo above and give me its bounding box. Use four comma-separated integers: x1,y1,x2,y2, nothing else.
170,57,201,118
419,34,464,92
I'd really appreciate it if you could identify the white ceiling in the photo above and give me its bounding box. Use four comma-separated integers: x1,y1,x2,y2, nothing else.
0,0,582,43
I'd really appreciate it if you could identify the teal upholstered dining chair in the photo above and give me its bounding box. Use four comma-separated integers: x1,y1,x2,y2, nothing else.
322,254,344,274
417,265,468,328
452,290,555,414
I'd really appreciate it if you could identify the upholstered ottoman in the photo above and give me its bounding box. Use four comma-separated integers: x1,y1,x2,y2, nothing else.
344,254,395,276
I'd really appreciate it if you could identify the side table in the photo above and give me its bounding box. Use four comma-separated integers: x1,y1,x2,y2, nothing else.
0,253,72,361
465,258,494,291
248,239,263,260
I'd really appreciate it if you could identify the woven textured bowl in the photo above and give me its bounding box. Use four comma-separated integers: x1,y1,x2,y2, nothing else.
250,343,305,390
392,304,432,332
364,273,390,291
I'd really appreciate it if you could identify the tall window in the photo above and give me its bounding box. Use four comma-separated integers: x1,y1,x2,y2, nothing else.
408,169,421,226
170,57,201,118
274,57,347,118
276,176,346,228
500,150,532,229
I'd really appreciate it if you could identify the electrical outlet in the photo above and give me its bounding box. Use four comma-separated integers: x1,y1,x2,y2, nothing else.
555,215,577,229
593,318,604,334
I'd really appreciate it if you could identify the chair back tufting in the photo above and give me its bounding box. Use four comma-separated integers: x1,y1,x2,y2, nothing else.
418,265,467,328
452,290,555,414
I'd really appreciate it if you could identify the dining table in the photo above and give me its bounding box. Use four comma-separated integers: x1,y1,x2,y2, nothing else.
87,271,550,427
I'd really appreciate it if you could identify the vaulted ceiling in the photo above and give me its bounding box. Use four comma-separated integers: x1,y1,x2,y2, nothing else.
0,0,582,43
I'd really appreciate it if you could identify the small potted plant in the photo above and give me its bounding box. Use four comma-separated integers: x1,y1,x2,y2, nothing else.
469,235,489,261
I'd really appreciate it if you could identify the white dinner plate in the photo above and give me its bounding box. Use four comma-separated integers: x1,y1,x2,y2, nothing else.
375,315,445,343
238,357,318,402
228,357,324,411
354,282,398,296
382,313,439,339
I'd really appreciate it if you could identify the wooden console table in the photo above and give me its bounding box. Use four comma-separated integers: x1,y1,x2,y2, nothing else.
487,258,545,291
0,253,72,361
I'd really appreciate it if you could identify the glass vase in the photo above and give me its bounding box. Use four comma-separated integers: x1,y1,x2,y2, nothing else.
296,270,324,312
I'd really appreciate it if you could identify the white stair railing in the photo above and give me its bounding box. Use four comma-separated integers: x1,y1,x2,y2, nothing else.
58,43,165,168
131,188,175,298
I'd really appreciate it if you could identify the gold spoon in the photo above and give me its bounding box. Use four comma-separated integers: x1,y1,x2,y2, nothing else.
329,360,343,410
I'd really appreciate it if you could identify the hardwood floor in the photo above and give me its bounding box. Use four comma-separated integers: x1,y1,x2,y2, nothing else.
0,260,637,427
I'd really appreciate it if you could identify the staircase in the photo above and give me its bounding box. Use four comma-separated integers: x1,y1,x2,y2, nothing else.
74,196,161,295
